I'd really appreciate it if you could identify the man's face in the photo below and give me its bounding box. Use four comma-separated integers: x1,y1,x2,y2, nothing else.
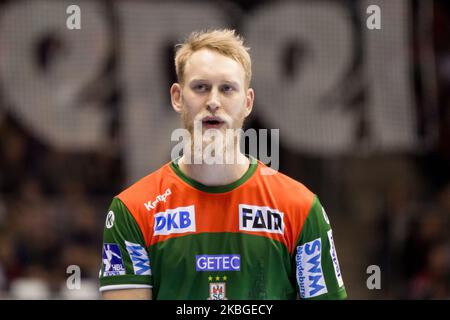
171,48,254,135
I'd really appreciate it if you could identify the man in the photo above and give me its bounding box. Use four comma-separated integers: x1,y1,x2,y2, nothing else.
99,29,347,300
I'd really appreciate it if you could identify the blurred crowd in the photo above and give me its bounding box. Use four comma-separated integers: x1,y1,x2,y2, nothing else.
0,116,123,298
374,166,450,299
372,0,450,299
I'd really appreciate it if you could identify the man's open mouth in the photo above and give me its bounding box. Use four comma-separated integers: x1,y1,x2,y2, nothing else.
202,117,225,128
204,120,221,125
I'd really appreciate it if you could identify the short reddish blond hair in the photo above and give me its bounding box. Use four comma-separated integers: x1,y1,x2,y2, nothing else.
175,29,252,88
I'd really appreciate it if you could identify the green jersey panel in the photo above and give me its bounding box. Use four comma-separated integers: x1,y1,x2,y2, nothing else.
294,196,347,299
149,232,297,300
99,198,152,291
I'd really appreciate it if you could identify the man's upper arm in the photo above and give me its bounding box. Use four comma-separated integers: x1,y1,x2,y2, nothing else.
294,196,347,300
99,198,153,295
102,288,152,300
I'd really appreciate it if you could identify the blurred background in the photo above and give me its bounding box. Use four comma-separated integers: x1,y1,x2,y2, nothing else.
0,0,449,299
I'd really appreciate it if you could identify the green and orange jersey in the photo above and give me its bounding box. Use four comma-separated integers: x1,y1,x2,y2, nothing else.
99,157,347,300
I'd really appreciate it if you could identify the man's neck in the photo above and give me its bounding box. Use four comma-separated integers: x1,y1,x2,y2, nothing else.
178,152,250,186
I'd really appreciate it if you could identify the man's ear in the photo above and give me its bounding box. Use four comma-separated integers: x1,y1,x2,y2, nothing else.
244,88,254,117
170,83,183,113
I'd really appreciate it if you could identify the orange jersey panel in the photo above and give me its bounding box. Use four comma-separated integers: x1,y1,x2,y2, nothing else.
117,160,315,254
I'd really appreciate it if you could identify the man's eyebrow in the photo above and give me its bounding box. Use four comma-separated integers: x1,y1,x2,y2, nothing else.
189,79,240,87
189,79,209,83
222,80,240,87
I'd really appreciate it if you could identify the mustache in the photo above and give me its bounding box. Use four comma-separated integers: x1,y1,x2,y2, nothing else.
190,113,231,127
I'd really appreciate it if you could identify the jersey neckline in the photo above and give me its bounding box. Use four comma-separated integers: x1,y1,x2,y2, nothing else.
169,155,259,193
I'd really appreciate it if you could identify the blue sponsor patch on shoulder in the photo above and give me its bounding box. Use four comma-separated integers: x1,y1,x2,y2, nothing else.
102,243,126,277
125,241,151,276
296,238,328,298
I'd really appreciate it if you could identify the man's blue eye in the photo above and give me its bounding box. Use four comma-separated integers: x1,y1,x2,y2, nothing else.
222,85,234,92
195,84,208,91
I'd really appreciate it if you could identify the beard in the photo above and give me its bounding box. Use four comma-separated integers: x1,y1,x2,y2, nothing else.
181,107,246,164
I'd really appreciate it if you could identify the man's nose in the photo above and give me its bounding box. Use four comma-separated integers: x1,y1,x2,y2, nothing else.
206,88,221,112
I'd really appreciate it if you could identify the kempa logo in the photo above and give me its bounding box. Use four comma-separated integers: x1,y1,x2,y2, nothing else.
144,188,172,211
105,211,115,229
